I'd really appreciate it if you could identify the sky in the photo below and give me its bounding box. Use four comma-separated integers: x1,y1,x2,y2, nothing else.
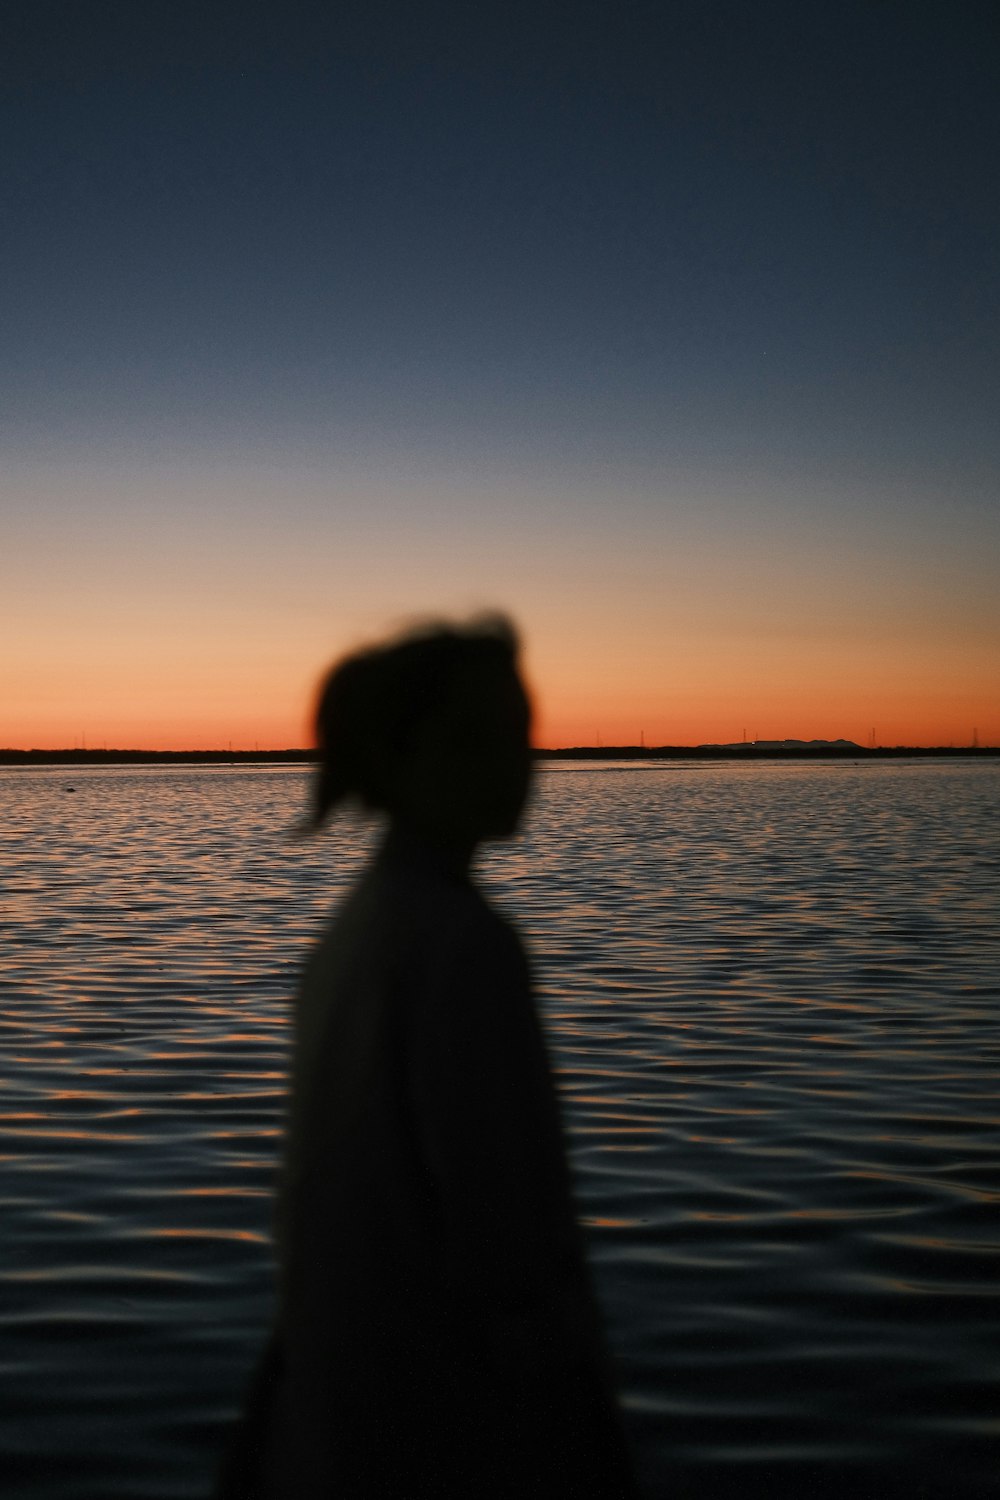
3,1,998,749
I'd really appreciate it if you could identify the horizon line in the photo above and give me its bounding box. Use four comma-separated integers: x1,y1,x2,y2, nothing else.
1,744,997,763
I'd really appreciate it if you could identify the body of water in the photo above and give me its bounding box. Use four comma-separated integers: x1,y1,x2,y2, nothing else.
1,760,997,1497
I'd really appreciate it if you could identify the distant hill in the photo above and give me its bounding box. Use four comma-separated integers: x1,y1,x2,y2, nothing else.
703,738,863,751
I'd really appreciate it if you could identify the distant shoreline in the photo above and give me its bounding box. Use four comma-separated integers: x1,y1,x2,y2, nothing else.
1,746,995,766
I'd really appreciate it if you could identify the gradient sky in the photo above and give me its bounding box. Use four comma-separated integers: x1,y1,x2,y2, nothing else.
3,1,998,748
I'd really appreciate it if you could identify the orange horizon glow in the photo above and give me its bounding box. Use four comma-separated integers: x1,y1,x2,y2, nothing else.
3,634,997,752
5,463,998,758
4,698,996,754
4,648,996,752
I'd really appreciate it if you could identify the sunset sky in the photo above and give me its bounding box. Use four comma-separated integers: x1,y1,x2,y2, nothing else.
3,3,998,749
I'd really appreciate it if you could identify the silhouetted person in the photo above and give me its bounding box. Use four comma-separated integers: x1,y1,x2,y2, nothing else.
215,617,639,1497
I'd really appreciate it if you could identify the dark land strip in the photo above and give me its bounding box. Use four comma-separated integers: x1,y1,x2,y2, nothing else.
1,747,995,766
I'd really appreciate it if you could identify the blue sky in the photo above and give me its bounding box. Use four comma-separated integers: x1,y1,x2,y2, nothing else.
3,2,997,746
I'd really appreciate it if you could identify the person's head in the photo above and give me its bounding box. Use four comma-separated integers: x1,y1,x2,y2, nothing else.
308,615,532,852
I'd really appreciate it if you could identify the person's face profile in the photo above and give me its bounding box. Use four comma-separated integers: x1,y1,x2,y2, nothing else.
466,669,532,838
407,667,532,846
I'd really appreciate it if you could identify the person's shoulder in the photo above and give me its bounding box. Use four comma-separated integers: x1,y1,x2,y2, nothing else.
449,886,524,975
305,834,531,1005
434,885,531,1017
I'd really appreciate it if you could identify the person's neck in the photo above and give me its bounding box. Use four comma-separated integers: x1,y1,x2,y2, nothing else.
387,818,477,875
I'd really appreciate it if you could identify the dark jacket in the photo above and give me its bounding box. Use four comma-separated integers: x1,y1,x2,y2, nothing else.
216,829,638,1497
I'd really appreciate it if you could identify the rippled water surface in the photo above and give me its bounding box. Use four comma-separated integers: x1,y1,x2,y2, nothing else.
1,760,998,1498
